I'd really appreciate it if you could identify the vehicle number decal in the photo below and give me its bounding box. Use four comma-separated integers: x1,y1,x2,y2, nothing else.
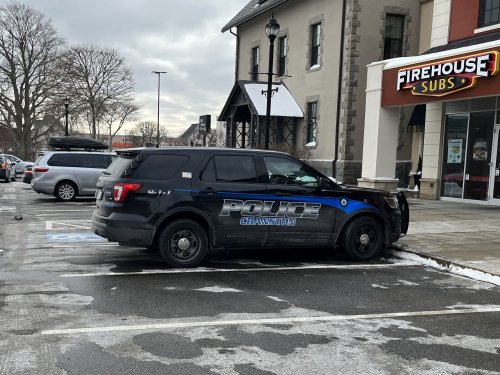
220,199,321,227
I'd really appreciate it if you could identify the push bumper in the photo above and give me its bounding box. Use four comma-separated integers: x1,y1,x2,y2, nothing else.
91,211,154,246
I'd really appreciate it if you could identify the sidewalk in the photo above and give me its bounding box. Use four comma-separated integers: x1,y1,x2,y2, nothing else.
393,198,500,277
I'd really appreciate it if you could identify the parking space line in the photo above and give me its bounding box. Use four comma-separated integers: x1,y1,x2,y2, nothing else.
60,263,415,278
52,245,120,248
41,307,500,335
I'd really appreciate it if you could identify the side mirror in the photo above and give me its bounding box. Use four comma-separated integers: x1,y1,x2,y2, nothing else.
11,162,16,165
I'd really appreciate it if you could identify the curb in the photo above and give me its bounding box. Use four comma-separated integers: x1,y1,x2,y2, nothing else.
385,243,500,280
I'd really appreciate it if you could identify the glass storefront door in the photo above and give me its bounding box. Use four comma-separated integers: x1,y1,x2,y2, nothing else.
463,111,495,201
442,114,468,199
488,125,500,205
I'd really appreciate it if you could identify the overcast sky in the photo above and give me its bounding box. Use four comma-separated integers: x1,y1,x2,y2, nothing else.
19,0,249,136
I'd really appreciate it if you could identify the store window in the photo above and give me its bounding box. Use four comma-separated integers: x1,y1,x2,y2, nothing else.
384,15,404,60
252,47,260,81
479,0,500,28
441,114,468,198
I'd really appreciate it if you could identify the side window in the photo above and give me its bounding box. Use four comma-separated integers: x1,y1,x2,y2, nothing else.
7,156,19,163
213,155,257,183
263,157,319,187
134,154,188,180
77,154,109,169
47,153,77,167
108,155,117,167
201,158,216,182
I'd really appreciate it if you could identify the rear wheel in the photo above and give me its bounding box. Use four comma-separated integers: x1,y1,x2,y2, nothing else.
341,217,384,261
11,172,16,181
158,219,208,268
55,181,77,201
4,171,10,183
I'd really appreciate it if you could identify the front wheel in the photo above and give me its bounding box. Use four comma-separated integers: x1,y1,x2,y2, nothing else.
341,217,384,261
55,181,77,201
158,219,208,268
4,171,10,183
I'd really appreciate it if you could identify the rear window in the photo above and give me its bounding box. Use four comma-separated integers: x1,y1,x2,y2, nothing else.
134,154,188,180
47,153,77,167
105,155,134,177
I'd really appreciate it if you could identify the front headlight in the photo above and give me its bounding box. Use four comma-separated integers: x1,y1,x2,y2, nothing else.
384,196,399,210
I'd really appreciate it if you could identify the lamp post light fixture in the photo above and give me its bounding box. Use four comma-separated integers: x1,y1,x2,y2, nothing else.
152,71,167,147
264,13,280,150
64,97,70,137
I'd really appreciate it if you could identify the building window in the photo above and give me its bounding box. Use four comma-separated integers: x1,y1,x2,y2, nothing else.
311,24,321,67
480,0,500,28
278,36,287,76
384,15,404,60
307,102,318,144
252,47,260,81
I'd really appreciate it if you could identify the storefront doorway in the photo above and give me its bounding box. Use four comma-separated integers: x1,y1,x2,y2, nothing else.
441,106,500,205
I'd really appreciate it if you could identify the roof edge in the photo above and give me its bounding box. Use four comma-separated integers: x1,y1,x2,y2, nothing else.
221,0,289,33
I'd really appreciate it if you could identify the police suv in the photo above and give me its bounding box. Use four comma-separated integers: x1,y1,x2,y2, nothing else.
91,148,409,268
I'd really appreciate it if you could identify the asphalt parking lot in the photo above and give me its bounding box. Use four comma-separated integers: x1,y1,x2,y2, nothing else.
1,181,500,374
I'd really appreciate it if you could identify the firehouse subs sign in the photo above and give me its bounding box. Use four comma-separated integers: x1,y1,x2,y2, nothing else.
397,51,500,97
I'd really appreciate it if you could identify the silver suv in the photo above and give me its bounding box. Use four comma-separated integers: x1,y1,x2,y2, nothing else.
31,151,116,201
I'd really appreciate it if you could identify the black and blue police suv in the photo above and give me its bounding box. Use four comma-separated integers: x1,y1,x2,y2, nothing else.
91,147,409,268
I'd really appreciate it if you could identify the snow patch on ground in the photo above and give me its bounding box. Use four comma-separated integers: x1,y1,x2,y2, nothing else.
195,286,243,293
267,296,288,302
371,284,389,289
388,249,500,287
397,280,419,286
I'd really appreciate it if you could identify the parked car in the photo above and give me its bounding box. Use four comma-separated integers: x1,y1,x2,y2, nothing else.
22,165,34,184
0,155,16,182
31,150,116,201
3,154,33,174
91,147,409,268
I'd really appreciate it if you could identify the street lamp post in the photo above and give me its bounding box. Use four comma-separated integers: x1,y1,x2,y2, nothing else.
152,71,167,147
64,98,70,137
264,13,280,150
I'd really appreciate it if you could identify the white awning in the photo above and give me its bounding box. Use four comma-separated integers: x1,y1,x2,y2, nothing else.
244,83,304,117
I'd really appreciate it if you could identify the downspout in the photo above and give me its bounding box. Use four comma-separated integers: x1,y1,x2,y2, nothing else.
230,28,240,82
333,0,347,179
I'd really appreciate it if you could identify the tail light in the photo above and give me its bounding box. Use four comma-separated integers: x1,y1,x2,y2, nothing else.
34,167,49,172
25,170,32,175
1,164,5,168
113,183,142,203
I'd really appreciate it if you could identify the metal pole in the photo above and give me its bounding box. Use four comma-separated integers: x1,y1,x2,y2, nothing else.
265,38,275,150
124,129,127,147
65,104,69,137
157,74,160,147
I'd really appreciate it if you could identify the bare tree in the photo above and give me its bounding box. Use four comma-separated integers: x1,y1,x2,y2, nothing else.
102,99,142,151
58,44,135,139
206,130,226,148
128,121,168,147
0,1,65,159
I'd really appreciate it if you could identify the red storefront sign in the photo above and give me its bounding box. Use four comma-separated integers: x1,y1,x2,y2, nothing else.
113,142,134,148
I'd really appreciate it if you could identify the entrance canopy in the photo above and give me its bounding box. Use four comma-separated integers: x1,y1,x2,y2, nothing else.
219,81,304,149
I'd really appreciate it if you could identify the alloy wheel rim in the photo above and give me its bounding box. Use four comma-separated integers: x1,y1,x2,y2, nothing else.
170,230,200,261
59,185,75,200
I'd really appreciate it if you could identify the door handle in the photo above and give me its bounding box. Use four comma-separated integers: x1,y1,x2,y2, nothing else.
275,192,292,197
200,188,218,194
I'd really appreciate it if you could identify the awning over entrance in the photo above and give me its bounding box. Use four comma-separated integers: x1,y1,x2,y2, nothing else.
219,81,304,149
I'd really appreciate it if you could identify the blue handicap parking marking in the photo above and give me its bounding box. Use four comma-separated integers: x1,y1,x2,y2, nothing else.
46,233,107,243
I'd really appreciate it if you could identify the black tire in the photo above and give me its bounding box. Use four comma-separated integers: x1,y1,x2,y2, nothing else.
4,171,10,183
11,173,16,182
341,217,384,261
55,181,77,201
158,219,208,268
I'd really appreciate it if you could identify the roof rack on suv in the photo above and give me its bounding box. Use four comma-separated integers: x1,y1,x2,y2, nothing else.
48,137,109,151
